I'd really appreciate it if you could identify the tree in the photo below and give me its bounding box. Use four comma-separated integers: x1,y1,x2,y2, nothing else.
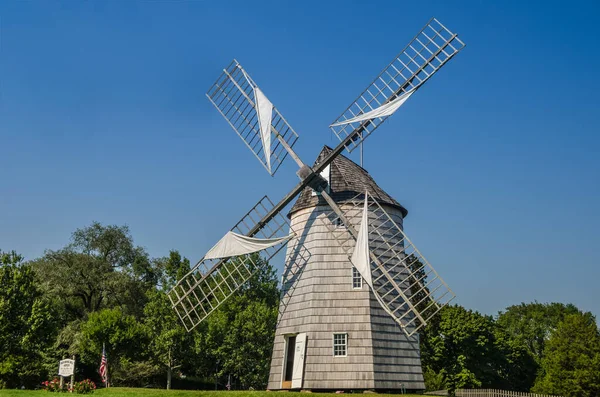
195,254,280,389
28,222,156,380
144,289,195,389
0,251,56,388
533,313,600,397
78,307,148,386
139,250,196,389
30,222,154,320
153,250,191,291
421,305,521,393
496,301,585,392
497,302,581,366
493,323,538,391
204,298,278,389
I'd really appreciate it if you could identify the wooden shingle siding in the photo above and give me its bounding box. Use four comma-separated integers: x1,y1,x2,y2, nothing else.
268,204,424,390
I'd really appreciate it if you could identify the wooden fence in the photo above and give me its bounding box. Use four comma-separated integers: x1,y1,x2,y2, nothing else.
426,389,562,397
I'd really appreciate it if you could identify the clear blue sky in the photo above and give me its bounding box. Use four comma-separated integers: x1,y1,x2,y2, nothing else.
1,1,599,318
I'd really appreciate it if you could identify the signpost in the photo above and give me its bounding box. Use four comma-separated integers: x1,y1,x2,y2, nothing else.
58,357,76,389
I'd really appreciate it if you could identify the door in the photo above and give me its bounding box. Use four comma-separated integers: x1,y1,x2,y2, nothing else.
291,333,307,389
281,335,296,389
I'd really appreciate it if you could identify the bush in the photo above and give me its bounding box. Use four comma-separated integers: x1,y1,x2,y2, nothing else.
41,378,66,392
72,379,96,394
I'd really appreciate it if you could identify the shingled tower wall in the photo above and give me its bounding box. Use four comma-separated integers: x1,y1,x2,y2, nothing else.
267,147,425,391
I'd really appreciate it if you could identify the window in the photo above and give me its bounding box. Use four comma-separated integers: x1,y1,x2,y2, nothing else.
352,267,362,289
333,333,347,357
311,165,331,196
333,217,344,227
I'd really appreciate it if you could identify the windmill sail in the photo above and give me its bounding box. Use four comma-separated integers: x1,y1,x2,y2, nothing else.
168,196,292,331
204,231,291,260
330,89,415,127
321,192,455,337
206,60,299,176
254,88,274,173
329,18,465,153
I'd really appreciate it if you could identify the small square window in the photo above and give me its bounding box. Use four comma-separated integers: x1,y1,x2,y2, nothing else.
333,333,347,357
352,267,362,289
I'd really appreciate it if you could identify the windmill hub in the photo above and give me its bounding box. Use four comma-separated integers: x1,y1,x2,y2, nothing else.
297,167,328,193
296,165,312,180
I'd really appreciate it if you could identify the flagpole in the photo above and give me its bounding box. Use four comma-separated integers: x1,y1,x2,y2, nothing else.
100,343,109,388
105,343,109,388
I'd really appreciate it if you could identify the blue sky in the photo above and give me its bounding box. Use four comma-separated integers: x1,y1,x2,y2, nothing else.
1,1,599,318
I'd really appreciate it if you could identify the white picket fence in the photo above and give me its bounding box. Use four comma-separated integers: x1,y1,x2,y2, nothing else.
426,389,562,397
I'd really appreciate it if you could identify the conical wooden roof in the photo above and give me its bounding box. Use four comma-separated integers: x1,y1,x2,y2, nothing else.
289,146,408,218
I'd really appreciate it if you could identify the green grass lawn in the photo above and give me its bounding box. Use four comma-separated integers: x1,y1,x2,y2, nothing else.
0,388,429,397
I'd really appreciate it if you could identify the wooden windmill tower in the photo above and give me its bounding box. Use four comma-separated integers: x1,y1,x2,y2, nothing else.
168,18,465,392
267,147,424,391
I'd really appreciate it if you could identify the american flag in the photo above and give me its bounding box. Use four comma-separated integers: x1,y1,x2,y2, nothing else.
99,344,108,385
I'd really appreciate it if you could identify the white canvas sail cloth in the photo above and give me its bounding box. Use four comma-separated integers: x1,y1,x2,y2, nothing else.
330,88,415,127
239,66,273,173
349,191,408,331
204,231,292,260
254,87,273,173
350,191,373,288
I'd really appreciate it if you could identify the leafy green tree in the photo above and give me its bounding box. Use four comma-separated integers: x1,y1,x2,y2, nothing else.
137,250,196,389
202,298,278,389
195,254,279,389
497,302,580,366
533,313,600,397
154,250,191,290
78,307,149,386
30,222,153,320
411,257,533,391
493,323,538,391
28,222,157,383
0,251,57,388
144,288,195,389
421,305,522,393
423,365,447,391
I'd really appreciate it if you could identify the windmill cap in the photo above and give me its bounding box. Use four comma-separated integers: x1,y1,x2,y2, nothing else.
288,146,408,218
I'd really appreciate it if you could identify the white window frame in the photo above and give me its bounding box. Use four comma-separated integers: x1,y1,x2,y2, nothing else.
332,333,347,357
352,266,362,289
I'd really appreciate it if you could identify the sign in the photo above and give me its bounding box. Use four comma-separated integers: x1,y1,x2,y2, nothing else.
58,359,75,377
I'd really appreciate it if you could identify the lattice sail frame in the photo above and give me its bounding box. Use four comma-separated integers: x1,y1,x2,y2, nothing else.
329,18,465,153
168,196,292,331
206,60,299,175
319,193,455,336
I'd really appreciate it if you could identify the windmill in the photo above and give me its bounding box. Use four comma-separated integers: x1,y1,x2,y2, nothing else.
168,18,465,391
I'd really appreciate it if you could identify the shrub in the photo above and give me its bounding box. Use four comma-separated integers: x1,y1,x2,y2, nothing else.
41,378,66,392
72,379,96,394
